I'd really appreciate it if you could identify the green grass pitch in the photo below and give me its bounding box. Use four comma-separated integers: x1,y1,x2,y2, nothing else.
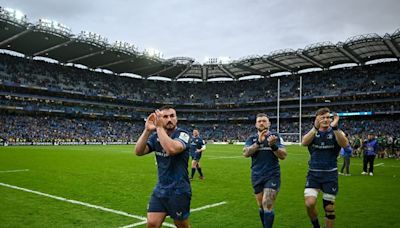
1,144,400,227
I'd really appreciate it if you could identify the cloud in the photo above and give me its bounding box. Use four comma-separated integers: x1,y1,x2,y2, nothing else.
0,0,399,61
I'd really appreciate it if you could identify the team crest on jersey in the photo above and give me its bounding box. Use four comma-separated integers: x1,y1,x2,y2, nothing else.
316,134,320,138
179,132,190,143
327,134,333,139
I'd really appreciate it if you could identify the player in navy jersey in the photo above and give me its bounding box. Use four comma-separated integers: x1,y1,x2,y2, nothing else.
302,107,348,228
242,113,287,228
135,105,191,228
362,132,378,176
190,129,206,180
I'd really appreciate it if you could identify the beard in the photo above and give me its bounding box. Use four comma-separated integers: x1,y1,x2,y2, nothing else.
165,122,176,130
257,126,268,132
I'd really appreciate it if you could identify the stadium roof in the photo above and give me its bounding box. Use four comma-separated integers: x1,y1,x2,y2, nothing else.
1,7,400,81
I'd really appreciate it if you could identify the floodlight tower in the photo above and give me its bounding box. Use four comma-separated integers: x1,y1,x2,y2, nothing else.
35,18,72,37
0,7,27,26
112,41,138,55
78,31,108,48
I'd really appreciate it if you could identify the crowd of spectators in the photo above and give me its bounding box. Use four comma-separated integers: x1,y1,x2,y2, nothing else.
0,53,399,144
1,54,399,105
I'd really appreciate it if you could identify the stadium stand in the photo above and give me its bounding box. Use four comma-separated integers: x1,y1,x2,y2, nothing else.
0,7,399,146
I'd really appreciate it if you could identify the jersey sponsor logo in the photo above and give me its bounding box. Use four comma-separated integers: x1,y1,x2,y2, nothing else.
312,144,335,149
155,151,169,157
316,134,320,138
179,132,190,143
327,134,333,139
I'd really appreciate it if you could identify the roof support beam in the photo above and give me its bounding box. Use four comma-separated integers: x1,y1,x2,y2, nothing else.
233,63,268,76
175,65,193,79
261,58,292,72
202,66,208,81
0,29,30,47
33,40,74,56
145,65,176,78
338,45,362,64
67,50,103,63
383,36,400,58
217,65,236,79
297,52,325,69
96,57,136,68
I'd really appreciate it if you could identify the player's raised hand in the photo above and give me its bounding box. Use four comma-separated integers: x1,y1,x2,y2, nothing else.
314,116,321,129
145,113,156,131
330,112,339,128
154,109,164,128
258,129,267,144
267,134,278,146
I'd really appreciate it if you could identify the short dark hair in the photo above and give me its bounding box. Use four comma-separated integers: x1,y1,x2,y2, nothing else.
315,107,330,116
159,105,175,111
256,113,268,118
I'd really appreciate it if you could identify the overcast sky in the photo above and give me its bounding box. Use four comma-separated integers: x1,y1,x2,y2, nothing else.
1,0,399,62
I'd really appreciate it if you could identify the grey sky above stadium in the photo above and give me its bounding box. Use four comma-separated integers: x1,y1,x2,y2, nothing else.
1,0,399,62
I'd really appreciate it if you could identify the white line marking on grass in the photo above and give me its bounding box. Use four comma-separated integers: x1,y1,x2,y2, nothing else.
374,163,384,167
119,221,147,228
190,201,227,212
0,169,29,173
119,201,227,228
0,182,175,227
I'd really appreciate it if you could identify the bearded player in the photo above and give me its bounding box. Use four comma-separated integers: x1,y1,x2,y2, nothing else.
135,106,191,228
242,113,287,228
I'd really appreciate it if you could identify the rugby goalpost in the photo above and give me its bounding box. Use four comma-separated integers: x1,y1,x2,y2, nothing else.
276,76,303,145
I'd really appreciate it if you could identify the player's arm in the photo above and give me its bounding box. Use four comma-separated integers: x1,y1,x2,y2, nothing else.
156,127,186,156
243,131,266,157
273,147,287,160
302,127,317,146
302,116,319,146
330,113,348,148
333,130,348,148
135,130,152,156
135,113,156,156
268,135,287,160
196,140,206,153
243,142,260,157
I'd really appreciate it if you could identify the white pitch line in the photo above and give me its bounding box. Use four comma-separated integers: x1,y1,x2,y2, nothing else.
0,182,175,227
119,201,227,228
0,169,29,173
190,201,227,212
374,163,384,167
119,221,147,228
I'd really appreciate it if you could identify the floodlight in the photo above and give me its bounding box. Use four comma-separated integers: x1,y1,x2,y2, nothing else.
112,41,137,55
78,31,108,47
144,48,162,58
0,7,27,25
37,18,71,36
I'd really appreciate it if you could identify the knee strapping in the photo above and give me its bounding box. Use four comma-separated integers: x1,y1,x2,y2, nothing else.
323,199,335,220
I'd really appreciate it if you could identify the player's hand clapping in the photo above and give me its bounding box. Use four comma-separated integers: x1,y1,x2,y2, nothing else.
330,112,339,128
258,129,267,144
145,113,156,132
